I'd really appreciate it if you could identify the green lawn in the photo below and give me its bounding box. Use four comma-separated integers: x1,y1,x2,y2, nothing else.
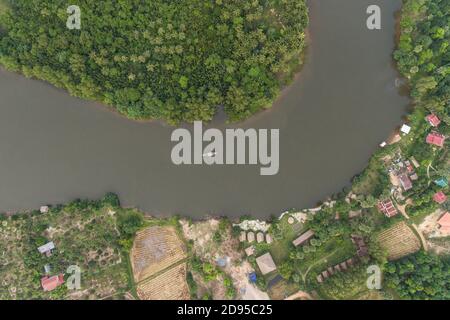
296,236,356,284
269,215,304,263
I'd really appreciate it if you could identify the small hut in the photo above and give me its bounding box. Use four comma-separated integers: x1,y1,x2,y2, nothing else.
255,253,277,275
292,230,315,247
256,232,265,243
247,231,255,243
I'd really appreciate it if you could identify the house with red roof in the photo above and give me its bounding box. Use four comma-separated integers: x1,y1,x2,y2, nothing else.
426,132,445,147
433,191,447,204
377,200,398,218
426,114,441,127
41,274,64,292
437,212,450,234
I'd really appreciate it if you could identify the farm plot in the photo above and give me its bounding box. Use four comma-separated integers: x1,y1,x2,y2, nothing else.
137,263,190,300
131,226,187,283
377,222,421,260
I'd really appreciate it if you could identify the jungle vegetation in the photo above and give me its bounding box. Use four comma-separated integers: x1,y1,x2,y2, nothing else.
0,0,308,124
394,0,449,124
385,251,450,300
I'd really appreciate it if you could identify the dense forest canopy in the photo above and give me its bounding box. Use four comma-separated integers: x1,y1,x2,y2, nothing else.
385,252,450,300
0,0,308,123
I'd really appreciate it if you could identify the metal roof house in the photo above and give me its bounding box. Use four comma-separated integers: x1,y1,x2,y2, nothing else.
426,114,441,127
255,253,277,275
438,212,450,234
37,241,55,256
292,230,315,247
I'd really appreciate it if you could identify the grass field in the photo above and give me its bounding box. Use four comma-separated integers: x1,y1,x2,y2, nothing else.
298,236,356,284
269,215,304,263
377,221,421,260
0,0,10,27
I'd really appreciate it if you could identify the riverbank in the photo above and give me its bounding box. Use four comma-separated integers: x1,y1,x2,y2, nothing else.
0,0,409,218
0,1,309,124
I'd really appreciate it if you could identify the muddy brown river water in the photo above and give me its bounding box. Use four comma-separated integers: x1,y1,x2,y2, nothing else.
0,0,409,218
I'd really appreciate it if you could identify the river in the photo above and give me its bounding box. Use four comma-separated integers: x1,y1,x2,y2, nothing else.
0,0,409,218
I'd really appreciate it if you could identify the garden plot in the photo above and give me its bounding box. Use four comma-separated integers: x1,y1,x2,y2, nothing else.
137,262,190,300
131,226,187,283
377,222,421,260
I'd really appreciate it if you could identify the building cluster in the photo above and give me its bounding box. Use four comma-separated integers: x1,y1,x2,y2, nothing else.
377,199,398,218
383,114,446,148
425,114,446,147
240,230,273,257
425,108,449,232
382,114,445,196
388,152,419,193
37,241,64,292
316,258,355,283
351,235,368,257
243,114,447,291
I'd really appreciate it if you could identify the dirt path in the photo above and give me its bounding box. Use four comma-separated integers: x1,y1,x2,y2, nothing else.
299,249,338,282
411,224,428,252
427,162,437,181
428,242,450,255
395,198,412,220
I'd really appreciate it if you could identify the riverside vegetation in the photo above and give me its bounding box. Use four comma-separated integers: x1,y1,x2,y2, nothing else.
0,0,308,123
0,0,448,300
244,0,449,300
